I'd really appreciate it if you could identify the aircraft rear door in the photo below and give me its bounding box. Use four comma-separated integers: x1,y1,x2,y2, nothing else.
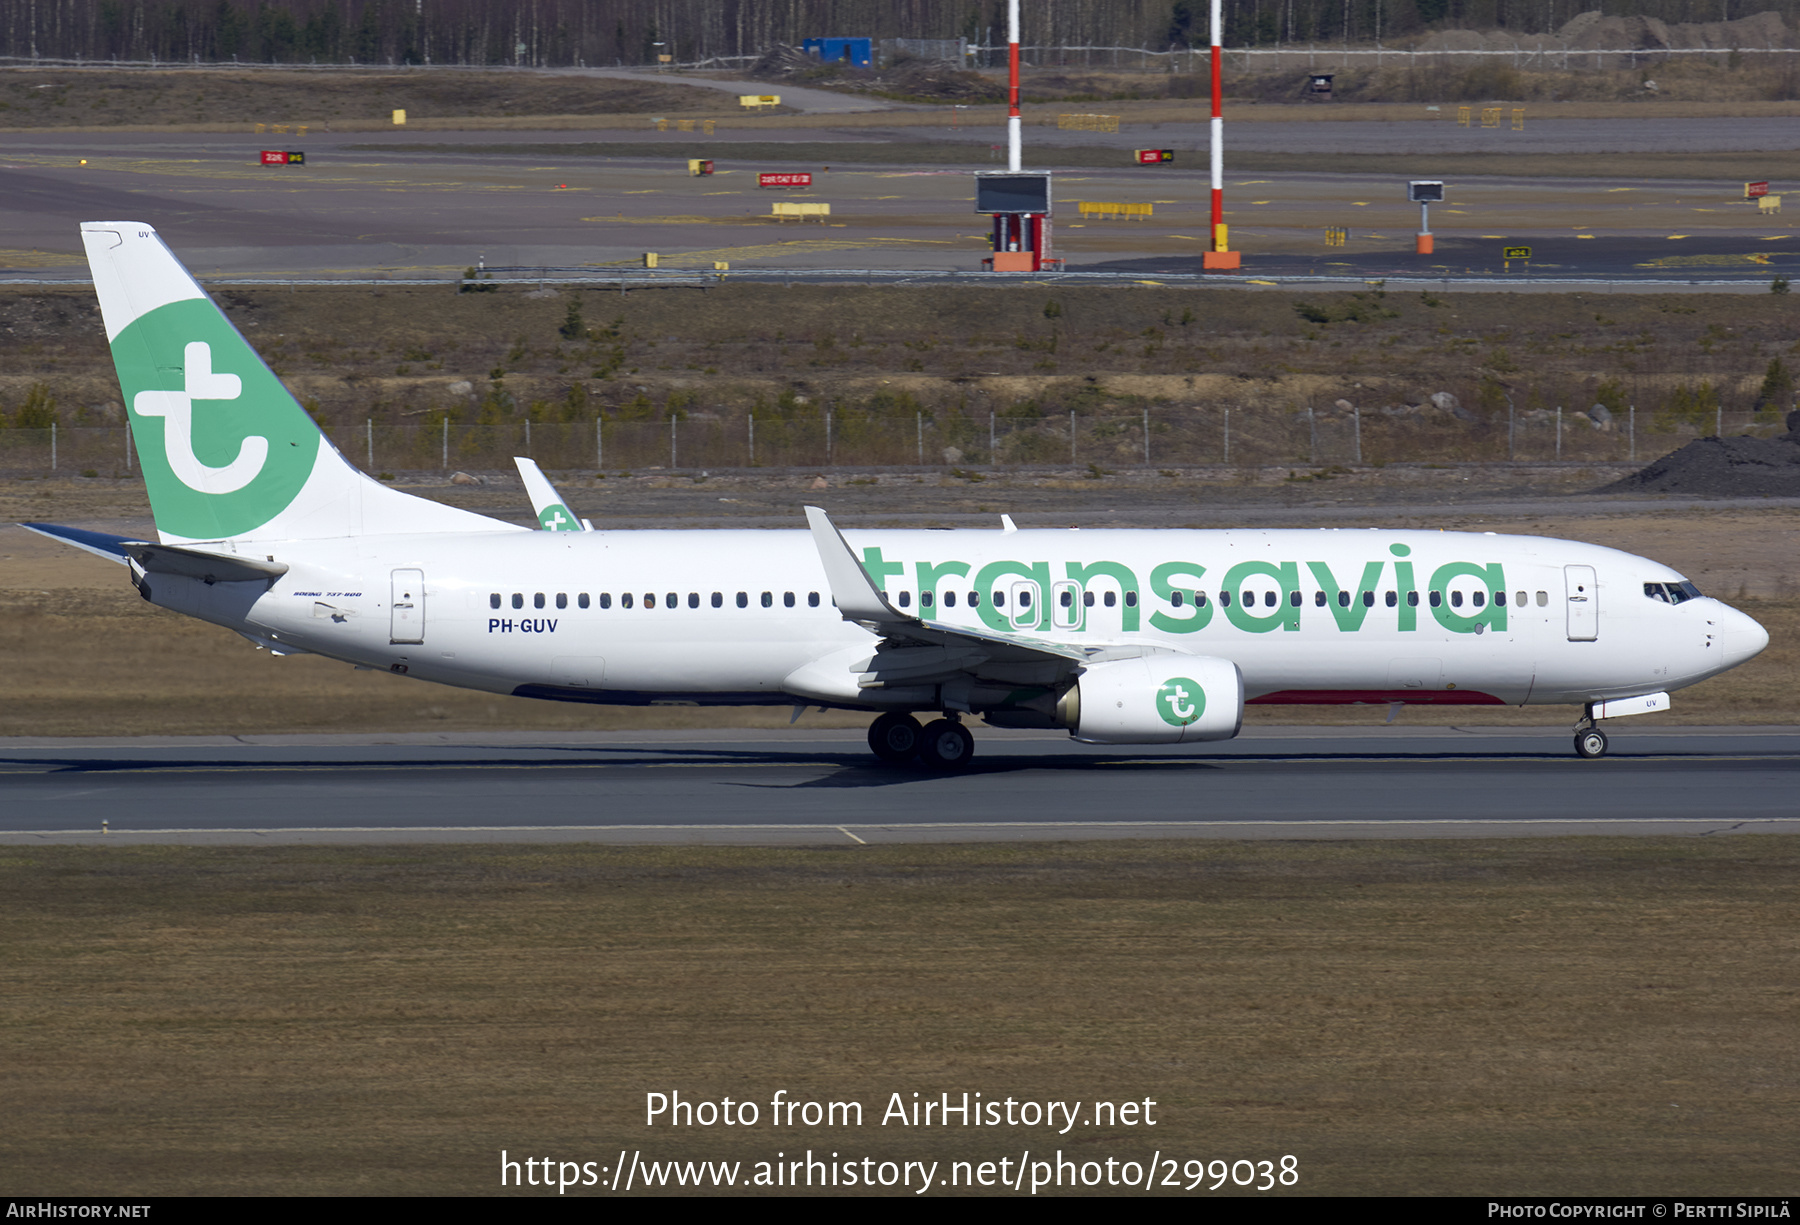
391,568,425,643
1564,565,1597,641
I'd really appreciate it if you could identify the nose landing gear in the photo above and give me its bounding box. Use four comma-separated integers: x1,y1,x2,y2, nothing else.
1574,727,1609,759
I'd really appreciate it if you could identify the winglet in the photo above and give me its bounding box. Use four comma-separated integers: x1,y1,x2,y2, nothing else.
804,506,901,625
513,457,586,531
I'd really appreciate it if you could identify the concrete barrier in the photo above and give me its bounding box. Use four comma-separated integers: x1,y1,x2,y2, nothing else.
773,202,831,223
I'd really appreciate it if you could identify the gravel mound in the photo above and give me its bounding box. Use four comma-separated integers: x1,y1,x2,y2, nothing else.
1600,434,1800,496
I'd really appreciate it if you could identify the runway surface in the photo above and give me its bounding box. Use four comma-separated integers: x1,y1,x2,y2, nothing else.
4,726,1796,845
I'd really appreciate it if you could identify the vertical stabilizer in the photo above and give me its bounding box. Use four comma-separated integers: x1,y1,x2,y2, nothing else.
80,222,519,545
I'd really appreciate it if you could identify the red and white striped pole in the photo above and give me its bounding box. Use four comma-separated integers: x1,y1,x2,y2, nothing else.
1203,0,1240,269
1007,0,1021,172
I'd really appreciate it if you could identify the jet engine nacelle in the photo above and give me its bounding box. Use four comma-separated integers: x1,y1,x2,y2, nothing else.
1061,655,1244,744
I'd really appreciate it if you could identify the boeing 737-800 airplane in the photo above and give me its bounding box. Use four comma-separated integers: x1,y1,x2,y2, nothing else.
24,223,1769,767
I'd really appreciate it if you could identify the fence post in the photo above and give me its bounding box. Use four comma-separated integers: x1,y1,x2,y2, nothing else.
366,418,373,468
444,417,450,469
1143,407,1150,465
1070,410,1077,464
1629,405,1635,461
989,411,996,464
670,416,677,469
1716,403,1723,438
50,422,56,471
826,410,832,466
1223,408,1230,464
1308,404,1317,464
1507,394,1515,461
596,416,604,469
1556,406,1562,459
1354,404,1362,464
917,412,923,465
524,418,531,457
748,413,754,465
125,423,133,471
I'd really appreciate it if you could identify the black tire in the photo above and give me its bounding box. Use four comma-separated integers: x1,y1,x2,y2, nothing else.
868,712,923,764
918,719,975,771
1574,728,1609,759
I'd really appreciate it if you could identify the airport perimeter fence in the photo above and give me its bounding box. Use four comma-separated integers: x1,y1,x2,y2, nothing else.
3,406,1789,478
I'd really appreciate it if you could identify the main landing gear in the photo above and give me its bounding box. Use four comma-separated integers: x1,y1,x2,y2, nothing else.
867,712,975,770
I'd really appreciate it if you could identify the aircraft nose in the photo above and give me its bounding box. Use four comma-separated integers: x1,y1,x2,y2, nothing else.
1721,605,1770,668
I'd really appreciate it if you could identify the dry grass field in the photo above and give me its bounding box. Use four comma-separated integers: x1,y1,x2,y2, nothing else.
2,838,1794,1196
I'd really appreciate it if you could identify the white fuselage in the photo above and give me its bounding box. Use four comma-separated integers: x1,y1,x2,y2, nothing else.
143,526,1766,716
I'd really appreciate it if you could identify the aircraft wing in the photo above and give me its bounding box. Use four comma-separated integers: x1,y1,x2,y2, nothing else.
804,505,1120,692
513,458,587,531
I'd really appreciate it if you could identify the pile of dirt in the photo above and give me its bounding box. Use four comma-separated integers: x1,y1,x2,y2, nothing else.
1601,430,1800,496
749,43,1004,102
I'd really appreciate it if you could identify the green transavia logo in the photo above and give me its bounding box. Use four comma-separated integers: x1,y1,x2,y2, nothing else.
112,298,321,539
1157,676,1206,726
538,503,581,531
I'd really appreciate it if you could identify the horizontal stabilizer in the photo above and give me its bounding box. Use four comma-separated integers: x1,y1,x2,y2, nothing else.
20,522,135,564
123,541,289,584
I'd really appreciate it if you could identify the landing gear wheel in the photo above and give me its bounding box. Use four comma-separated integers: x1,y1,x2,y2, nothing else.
917,719,975,771
868,712,923,764
1574,728,1609,759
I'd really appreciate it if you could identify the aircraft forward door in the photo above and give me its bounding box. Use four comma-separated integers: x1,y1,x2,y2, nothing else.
391,568,425,643
1564,565,1597,641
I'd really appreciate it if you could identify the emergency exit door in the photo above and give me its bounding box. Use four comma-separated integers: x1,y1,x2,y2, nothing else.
1564,565,1597,641
391,568,425,643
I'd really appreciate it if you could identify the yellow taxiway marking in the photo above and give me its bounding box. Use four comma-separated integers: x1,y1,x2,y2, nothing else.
1481,234,1507,238
1234,180,1272,185
622,189,661,194
1577,234,1595,239
1607,187,1637,192
1246,279,1279,285
1764,234,1792,240
1668,234,1689,239
1351,201,1369,206
1251,200,1272,205
1134,279,1165,286
1170,233,1199,240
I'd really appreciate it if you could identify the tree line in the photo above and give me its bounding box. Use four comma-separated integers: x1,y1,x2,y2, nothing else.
3,1,1794,68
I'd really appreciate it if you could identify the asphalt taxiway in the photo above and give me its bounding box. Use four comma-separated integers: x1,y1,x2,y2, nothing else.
3,726,1795,845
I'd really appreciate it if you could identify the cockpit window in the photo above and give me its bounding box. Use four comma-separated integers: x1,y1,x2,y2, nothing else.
1645,581,1704,605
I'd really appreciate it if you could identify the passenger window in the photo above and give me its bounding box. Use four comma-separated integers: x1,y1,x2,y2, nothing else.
736,592,748,608
712,592,723,608
1385,591,1397,607
1289,590,1301,607
622,593,634,609
761,591,772,608
689,593,699,609
599,593,612,609
921,591,934,608
1126,591,1138,608
1496,590,1507,605
512,593,523,610
1429,591,1442,607
944,591,957,607
1536,591,1548,606
994,591,1006,608
1472,591,1484,608
555,593,567,609
1516,591,1527,607
534,593,545,609
1362,591,1374,608
1314,591,1326,607
665,592,676,609
785,591,797,608
1194,591,1207,606
1083,592,1095,608
1171,590,1184,607
1337,591,1350,608
1060,590,1073,607
490,593,501,609
809,592,820,607
1451,591,1464,608
578,593,590,609
1019,590,1031,607
645,593,657,609
969,591,981,607
1104,592,1117,608
895,592,908,609
1407,591,1419,607
1220,590,1232,607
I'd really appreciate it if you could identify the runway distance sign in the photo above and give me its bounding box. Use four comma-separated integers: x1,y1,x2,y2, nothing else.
1503,246,1532,260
